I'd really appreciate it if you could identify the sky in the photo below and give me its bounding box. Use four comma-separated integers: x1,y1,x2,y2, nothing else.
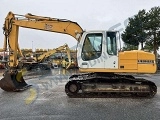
0,0,159,51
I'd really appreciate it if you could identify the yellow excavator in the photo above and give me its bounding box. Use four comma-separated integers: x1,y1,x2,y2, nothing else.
18,44,72,70
33,43,72,69
34,44,71,63
0,11,157,97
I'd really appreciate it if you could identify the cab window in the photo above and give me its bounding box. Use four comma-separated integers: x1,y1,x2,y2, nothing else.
82,33,102,61
106,32,117,55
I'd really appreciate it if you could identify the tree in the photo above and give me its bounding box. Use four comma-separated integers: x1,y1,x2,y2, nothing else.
145,6,160,57
143,41,154,52
122,43,138,51
121,9,148,50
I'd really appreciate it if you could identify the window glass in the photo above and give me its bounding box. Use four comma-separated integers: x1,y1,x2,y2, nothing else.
81,33,102,61
107,32,117,55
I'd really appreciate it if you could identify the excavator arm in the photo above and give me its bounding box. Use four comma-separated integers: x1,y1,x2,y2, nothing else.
34,43,72,69
34,44,70,62
0,11,83,91
0,36,23,70
3,11,83,68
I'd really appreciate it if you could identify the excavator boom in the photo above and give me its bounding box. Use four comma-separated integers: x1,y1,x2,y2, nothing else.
3,11,83,68
0,11,83,91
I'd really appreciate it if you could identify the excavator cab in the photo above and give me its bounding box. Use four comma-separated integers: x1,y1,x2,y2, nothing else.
78,31,156,73
78,31,119,69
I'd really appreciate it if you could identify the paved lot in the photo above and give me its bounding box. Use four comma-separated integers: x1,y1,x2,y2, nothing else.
0,68,160,120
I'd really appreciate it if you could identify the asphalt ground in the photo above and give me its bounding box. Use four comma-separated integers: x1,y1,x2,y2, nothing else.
0,68,160,120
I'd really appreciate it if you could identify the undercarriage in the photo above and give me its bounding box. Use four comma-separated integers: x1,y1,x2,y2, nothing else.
65,73,157,98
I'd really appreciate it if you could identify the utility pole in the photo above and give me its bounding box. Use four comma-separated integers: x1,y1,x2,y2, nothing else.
32,41,33,51
32,41,33,57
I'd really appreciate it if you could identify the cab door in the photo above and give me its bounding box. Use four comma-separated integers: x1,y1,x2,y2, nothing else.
104,32,118,69
78,31,105,69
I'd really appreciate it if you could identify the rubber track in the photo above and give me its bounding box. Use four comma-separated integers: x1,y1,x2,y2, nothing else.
65,73,157,98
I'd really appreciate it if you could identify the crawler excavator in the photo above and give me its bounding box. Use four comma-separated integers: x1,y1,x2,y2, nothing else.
33,43,72,69
18,44,72,70
0,11,157,97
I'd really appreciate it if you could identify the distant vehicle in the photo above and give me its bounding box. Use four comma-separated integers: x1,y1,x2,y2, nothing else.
52,63,58,69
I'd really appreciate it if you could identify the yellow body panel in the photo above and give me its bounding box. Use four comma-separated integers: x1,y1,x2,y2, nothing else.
119,51,138,70
137,50,155,60
119,60,137,70
119,51,138,60
138,64,157,73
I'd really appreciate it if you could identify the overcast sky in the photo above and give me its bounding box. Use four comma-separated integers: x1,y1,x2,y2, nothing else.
0,0,159,51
